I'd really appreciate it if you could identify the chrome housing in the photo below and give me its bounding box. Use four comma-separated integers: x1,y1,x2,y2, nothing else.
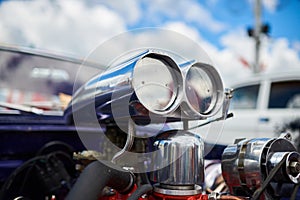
151,130,204,189
69,49,226,123
221,133,300,198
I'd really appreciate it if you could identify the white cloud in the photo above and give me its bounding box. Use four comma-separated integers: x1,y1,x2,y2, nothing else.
292,41,300,52
219,28,254,65
218,32,300,85
262,0,279,12
263,38,300,71
181,0,227,33
97,0,141,25
164,22,203,42
0,0,126,56
0,0,226,57
140,0,227,33
0,0,299,87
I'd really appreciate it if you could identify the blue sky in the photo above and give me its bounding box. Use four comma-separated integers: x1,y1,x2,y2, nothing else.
0,0,299,84
124,0,300,51
203,0,300,50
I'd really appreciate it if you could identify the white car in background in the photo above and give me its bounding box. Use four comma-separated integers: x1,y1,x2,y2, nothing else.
218,71,300,145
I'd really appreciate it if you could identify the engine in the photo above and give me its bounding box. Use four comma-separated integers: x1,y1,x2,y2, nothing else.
66,49,300,200
1,49,299,200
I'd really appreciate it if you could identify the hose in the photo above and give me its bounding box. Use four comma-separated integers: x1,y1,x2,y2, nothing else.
0,156,44,200
65,160,134,200
127,184,153,200
0,151,75,200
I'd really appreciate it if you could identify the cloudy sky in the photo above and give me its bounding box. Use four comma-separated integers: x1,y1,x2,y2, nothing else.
0,0,299,85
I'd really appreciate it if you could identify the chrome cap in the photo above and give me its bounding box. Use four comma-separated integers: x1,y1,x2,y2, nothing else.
151,130,204,187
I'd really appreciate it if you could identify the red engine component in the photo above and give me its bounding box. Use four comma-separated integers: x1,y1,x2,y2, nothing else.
150,192,208,200
102,186,209,200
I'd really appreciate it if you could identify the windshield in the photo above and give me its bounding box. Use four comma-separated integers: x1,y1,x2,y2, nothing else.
0,47,100,115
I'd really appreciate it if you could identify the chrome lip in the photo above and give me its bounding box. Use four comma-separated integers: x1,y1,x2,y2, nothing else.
180,62,224,118
132,52,183,115
153,184,202,196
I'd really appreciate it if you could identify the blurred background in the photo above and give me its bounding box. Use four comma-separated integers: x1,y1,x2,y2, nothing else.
0,0,299,85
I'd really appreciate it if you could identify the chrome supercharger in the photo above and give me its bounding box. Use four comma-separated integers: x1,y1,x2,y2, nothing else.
222,133,300,199
66,49,300,200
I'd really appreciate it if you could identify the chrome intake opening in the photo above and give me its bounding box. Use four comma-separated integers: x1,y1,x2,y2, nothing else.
183,63,224,118
132,53,183,115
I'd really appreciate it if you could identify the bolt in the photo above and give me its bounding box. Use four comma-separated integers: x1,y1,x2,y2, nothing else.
289,161,300,175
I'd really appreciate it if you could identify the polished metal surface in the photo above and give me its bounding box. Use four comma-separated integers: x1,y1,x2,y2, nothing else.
182,62,224,118
222,137,271,191
71,49,226,122
153,184,202,196
132,55,183,115
111,120,135,164
151,130,204,187
268,151,300,184
221,134,299,198
75,50,183,116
